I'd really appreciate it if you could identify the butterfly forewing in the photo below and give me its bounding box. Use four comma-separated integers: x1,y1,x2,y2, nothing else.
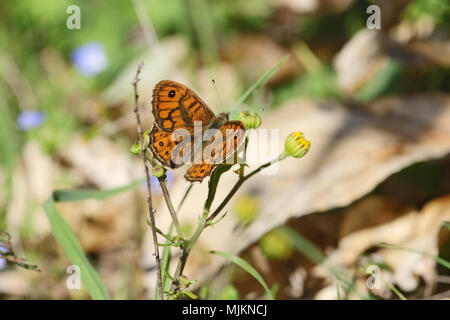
152,80,215,133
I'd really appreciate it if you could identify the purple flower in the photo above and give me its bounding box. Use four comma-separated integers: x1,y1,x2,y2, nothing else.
0,246,8,270
71,42,109,77
17,110,45,131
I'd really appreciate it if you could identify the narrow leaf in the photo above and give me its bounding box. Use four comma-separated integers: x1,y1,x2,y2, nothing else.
204,165,232,212
233,54,290,110
52,178,144,202
43,198,110,300
210,250,274,300
278,226,326,264
379,242,450,270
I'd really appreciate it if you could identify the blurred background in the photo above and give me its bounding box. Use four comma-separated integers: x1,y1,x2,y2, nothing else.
0,0,449,300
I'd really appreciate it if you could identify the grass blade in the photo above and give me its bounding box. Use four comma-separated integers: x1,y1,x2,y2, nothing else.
52,178,144,202
157,224,173,300
278,226,326,264
210,250,274,300
233,54,290,110
384,280,407,300
157,185,194,299
379,242,450,270
356,59,403,103
43,198,110,300
44,179,147,299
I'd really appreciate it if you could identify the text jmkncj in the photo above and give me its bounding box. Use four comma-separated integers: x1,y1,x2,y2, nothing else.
182,304,268,317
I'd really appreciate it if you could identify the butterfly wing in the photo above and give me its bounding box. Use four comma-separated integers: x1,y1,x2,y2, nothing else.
184,163,216,182
184,121,245,182
149,125,185,169
152,80,215,133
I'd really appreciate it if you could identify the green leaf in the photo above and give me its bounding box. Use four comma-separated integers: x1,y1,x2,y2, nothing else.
379,242,450,270
156,224,174,300
444,221,450,230
210,250,274,300
157,185,193,300
279,226,358,296
278,226,326,264
43,179,147,300
52,178,144,202
204,165,232,212
383,280,407,300
181,289,198,300
232,54,290,110
43,198,110,300
356,59,403,103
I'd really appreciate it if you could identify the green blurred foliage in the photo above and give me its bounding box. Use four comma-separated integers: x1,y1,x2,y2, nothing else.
0,0,449,299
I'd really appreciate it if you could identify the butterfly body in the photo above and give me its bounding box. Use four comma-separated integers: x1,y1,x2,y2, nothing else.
149,80,245,182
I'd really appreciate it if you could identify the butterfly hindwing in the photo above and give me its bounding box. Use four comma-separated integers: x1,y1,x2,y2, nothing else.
149,125,184,169
184,120,245,182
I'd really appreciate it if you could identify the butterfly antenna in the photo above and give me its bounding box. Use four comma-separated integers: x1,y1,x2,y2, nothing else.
212,79,225,113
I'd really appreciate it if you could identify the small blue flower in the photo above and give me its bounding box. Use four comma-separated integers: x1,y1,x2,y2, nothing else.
71,42,109,77
0,246,8,270
17,110,45,131
142,170,174,195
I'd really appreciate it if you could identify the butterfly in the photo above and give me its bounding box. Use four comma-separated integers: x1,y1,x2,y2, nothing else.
148,80,245,182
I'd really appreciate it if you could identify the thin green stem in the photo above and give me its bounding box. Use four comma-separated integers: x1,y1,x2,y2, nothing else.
207,152,286,223
159,180,184,241
170,152,287,292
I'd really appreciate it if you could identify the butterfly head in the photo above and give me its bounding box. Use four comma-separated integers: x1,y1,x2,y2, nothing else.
206,112,229,130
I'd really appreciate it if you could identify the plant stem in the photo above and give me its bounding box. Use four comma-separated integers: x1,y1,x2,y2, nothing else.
145,156,185,242
159,179,184,241
132,62,163,300
170,152,287,291
207,153,286,223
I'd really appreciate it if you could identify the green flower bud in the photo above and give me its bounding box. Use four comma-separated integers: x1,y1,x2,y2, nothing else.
239,111,262,129
130,129,152,155
284,131,310,158
233,195,260,225
259,229,293,260
152,165,166,178
130,141,142,155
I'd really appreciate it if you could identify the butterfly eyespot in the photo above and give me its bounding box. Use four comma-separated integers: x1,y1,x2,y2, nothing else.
200,169,205,173
168,90,176,98
159,141,164,146
165,151,169,156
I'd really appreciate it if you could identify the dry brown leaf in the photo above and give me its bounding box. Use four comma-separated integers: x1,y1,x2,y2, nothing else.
333,29,388,94
315,194,450,294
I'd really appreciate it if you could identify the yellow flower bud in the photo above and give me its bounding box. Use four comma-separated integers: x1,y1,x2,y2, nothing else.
284,131,310,158
259,229,293,260
152,165,166,179
233,195,260,225
238,111,262,129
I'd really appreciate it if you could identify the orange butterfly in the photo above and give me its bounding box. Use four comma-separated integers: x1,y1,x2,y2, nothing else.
149,80,245,182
